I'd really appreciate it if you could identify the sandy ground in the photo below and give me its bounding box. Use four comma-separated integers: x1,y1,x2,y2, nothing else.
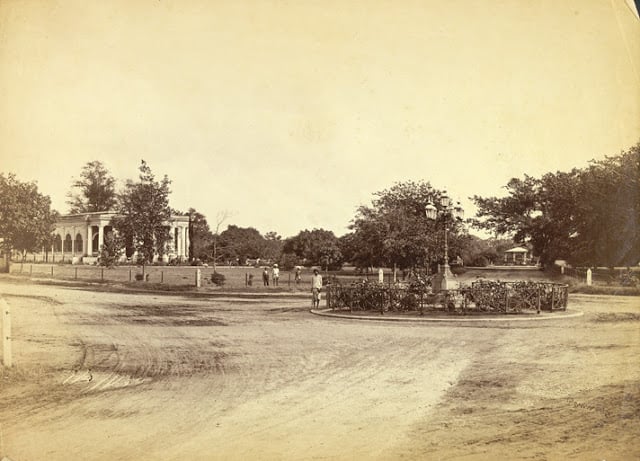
0,277,638,461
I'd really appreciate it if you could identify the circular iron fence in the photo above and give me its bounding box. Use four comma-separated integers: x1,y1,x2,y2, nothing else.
325,279,568,315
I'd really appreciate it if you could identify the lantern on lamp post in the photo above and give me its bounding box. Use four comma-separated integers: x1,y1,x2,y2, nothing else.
425,190,464,292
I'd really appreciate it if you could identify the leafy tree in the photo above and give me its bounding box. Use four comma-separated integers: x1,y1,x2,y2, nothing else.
472,143,640,268
217,225,265,264
283,229,343,270
347,181,466,271
472,172,577,267
0,173,57,270
278,252,299,271
67,160,117,213
187,208,214,262
112,160,172,274
262,231,284,262
572,145,640,267
459,235,517,266
98,231,124,267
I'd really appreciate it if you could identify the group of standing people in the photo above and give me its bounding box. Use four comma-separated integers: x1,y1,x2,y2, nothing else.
262,264,280,286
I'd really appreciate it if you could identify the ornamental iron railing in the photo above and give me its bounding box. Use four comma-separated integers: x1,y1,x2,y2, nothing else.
325,279,568,315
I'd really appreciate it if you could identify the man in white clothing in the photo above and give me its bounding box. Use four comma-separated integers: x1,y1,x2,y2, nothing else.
311,268,323,308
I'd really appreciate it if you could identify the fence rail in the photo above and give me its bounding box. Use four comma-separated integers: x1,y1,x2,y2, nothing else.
326,280,569,315
6,263,314,289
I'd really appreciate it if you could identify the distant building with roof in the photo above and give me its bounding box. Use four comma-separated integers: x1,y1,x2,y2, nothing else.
503,246,535,265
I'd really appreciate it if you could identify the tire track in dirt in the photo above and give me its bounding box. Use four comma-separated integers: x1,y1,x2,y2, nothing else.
155,323,475,461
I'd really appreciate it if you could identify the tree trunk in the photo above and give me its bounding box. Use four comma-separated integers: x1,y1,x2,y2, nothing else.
2,250,10,273
212,239,217,273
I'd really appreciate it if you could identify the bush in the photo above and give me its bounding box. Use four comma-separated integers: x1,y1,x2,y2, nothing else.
210,272,226,286
619,270,639,287
470,256,489,267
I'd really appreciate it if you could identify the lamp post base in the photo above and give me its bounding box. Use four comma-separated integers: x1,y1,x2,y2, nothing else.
433,266,459,292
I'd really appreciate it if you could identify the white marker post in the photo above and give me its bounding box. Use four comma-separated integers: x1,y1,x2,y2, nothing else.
195,268,201,288
586,268,593,286
1,298,11,368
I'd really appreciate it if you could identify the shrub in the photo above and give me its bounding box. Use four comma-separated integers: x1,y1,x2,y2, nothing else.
210,272,226,286
619,270,639,287
470,256,489,267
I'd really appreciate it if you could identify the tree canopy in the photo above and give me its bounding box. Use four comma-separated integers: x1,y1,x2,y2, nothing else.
283,228,342,270
472,143,640,267
0,173,57,267
187,208,213,261
346,180,466,271
218,225,266,263
67,160,117,213
112,160,172,267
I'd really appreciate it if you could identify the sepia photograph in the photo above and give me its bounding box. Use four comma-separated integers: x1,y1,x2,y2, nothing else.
1,1,639,459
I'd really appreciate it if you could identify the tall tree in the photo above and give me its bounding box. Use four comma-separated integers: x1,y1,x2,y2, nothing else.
348,181,466,271
572,145,640,267
187,208,214,262
112,160,172,273
209,210,233,271
67,160,117,213
262,231,284,262
471,143,640,268
283,229,343,270
0,173,57,270
472,171,580,267
217,225,265,264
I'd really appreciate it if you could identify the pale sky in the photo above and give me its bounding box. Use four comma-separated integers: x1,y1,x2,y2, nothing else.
1,0,639,238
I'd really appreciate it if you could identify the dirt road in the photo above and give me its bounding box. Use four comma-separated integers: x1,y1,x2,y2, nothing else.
0,278,638,460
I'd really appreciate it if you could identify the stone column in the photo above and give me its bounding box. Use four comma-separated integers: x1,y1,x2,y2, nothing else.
179,226,186,258
184,225,190,260
169,225,175,254
98,225,104,254
71,226,76,255
87,223,93,256
175,226,181,257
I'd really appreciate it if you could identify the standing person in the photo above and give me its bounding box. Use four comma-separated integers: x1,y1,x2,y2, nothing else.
262,267,269,286
311,268,323,309
272,264,280,286
294,266,302,285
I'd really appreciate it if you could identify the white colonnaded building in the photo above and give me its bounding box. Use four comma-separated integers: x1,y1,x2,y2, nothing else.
45,211,190,264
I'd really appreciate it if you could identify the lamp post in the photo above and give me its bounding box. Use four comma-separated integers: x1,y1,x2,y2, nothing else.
425,190,464,292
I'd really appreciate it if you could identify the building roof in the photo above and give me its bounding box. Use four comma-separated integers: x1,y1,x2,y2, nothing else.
504,247,529,253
